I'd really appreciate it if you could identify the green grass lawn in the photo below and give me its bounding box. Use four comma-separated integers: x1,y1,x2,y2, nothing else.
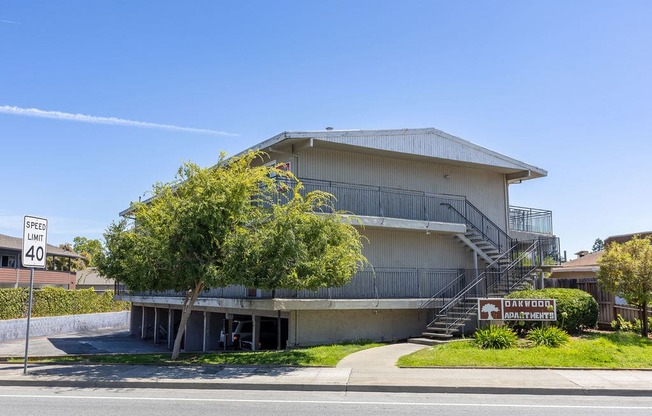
13,340,384,367
398,332,652,368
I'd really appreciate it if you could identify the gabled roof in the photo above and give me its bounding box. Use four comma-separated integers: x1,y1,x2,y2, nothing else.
605,231,652,246
0,233,81,258
121,127,547,217
558,251,602,269
243,128,547,181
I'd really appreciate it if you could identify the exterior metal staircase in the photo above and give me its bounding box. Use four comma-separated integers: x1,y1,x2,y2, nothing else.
415,240,542,343
412,201,549,345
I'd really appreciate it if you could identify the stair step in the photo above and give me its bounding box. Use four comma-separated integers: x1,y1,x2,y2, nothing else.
421,332,455,339
427,325,465,332
434,317,472,324
429,319,468,326
408,337,451,346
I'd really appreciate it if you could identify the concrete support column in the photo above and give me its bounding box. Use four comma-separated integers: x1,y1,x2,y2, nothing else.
167,308,174,350
203,311,209,352
130,305,143,337
251,315,261,351
289,310,299,347
276,311,282,351
153,308,159,344
141,306,146,339
224,314,233,349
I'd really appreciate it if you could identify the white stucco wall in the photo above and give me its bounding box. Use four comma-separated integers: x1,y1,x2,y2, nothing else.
0,311,130,342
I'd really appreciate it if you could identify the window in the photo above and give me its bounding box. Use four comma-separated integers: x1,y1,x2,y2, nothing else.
1,255,16,268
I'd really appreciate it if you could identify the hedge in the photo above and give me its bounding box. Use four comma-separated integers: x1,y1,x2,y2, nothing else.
0,288,129,320
506,288,599,334
0,288,28,320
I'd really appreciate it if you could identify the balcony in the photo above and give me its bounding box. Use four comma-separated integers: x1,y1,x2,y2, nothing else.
118,268,475,301
0,267,76,288
509,205,554,235
293,178,511,252
297,178,466,223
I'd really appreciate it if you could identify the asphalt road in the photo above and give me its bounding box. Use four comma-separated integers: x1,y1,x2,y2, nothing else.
1,386,652,416
0,328,169,357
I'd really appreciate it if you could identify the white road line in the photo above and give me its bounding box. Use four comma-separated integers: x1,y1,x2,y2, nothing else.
0,394,650,410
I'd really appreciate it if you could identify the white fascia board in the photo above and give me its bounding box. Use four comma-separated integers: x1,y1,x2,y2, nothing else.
238,128,547,179
123,296,431,311
340,214,466,234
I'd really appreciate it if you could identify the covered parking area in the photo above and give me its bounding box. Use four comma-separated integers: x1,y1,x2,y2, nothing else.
130,303,289,352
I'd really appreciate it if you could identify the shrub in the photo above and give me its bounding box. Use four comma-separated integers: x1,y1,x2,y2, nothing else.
0,288,28,320
526,326,570,347
506,288,598,334
474,325,517,349
611,314,652,333
0,287,129,319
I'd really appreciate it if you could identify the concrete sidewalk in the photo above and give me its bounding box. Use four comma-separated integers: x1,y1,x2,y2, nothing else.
1,343,652,396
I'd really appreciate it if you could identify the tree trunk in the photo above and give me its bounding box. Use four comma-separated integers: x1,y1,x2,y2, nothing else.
642,301,649,338
171,281,204,360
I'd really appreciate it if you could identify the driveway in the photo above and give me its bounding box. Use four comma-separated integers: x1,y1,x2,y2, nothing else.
0,328,170,357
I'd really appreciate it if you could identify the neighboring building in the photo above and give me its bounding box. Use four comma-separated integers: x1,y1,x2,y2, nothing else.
76,267,116,292
0,233,81,289
604,231,652,246
117,128,558,350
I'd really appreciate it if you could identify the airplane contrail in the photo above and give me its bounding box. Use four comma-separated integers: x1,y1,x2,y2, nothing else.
0,105,237,136
0,20,20,25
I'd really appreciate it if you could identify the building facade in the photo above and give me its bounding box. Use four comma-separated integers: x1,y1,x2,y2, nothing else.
0,233,80,289
118,128,557,350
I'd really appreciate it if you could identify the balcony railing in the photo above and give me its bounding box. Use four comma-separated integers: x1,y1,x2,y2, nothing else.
0,267,76,287
117,268,475,300
297,178,512,253
509,205,553,235
297,178,467,224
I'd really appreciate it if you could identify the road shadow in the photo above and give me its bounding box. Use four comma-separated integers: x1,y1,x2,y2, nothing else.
47,331,170,355
26,363,312,381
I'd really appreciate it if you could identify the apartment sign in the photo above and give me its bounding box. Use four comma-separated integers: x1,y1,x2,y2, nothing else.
478,298,557,321
22,215,48,268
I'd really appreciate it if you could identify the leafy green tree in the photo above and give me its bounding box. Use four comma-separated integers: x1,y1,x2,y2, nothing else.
598,236,652,337
592,238,605,253
97,151,367,359
222,189,366,290
73,236,104,268
47,243,82,272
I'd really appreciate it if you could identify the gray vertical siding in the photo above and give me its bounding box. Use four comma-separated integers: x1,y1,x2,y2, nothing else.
299,147,508,230
360,229,474,270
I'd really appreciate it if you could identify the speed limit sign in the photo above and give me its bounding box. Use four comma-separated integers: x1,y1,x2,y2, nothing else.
22,215,48,268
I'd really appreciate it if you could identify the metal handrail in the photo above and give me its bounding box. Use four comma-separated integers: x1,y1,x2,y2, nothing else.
466,199,513,252
419,270,466,310
117,267,467,301
485,242,539,294
426,240,540,332
440,202,513,253
509,205,553,235
435,244,519,318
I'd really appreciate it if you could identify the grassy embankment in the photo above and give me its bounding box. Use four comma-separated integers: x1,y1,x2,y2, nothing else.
397,332,652,368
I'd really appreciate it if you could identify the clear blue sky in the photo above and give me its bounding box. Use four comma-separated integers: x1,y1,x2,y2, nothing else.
1,1,650,258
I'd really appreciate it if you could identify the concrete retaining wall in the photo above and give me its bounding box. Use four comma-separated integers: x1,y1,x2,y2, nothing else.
0,311,130,342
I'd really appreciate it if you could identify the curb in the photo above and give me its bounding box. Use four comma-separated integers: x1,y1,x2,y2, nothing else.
1,378,652,397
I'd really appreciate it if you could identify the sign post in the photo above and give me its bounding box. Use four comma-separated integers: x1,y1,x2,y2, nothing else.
22,215,48,375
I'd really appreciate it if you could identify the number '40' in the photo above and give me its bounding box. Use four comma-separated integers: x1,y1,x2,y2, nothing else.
25,245,44,261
